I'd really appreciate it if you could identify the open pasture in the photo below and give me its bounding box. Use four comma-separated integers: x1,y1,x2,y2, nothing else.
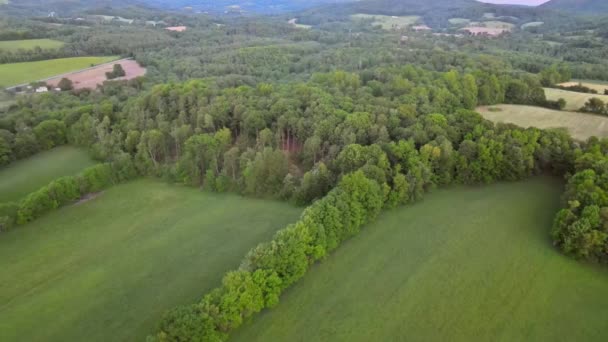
544,87,608,111
0,179,301,341
0,56,118,88
0,39,64,52
477,104,608,140
232,178,608,341
0,146,96,203
351,14,420,30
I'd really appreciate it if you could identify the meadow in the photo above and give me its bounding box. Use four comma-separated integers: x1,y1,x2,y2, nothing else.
0,146,96,203
351,14,420,30
477,104,608,140
232,178,608,341
0,39,64,52
0,56,118,87
0,179,302,342
544,87,608,111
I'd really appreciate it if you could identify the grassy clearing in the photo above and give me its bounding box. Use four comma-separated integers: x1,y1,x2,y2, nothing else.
351,14,420,30
0,146,96,203
232,178,608,341
0,179,301,342
0,39,64,52
0,56,119,87
545,87,608,111
477,104,608,140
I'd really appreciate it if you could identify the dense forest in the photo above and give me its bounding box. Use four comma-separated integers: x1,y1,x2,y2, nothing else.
2,0,608,341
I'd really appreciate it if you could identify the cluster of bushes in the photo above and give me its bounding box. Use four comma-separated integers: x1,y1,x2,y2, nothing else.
0,154,137,231
580,97,608,115
552,138,608,262
152,171,384,341
106,64,126,80
555,83,599,94
542,98,567,110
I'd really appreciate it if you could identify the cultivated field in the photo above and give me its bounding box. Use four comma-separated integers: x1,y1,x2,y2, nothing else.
0,146,96,203
46,59,147,90
232,178,608,341
0,39,64,51
557,80,608,94
0,56,118,87
0,179,301,341
351,14,420,30
477,104,608,140
544,87,608,111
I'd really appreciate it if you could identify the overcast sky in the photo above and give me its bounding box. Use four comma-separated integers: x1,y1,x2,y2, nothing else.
477,0,551,5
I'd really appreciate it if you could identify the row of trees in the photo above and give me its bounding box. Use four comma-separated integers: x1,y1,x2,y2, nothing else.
0,155,137,231
154,170,384,341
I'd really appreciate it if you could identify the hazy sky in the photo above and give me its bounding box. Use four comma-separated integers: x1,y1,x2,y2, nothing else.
477,0,551,5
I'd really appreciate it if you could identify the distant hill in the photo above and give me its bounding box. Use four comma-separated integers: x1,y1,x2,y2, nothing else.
143,0,354,14
300,0,545,28
541,0,608,14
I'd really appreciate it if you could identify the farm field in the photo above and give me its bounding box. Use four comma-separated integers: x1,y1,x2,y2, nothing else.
477,104,608,140
0,39,64,51
46,59,146,90
232,178,608,341
544,87,608,111
0,146,96,203
557,80,608,94
351,14,420,30
0,179,302,342
0,56,118,87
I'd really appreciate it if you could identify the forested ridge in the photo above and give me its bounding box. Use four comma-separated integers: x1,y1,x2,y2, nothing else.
2,1,608,340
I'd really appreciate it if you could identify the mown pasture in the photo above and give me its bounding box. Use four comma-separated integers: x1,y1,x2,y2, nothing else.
0,146,96,203
0,56,118,87
232,178,608,341
477,104,608,140
351,14,420,30
0,179,302,341
0,39,64,52
544,87,608,111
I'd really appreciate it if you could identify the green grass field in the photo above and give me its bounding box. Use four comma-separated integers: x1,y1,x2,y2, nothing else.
232,178,608,341
545,87,608,111
477,104,608,140
351,14,421,30
0,39,64,52
0,179,301,341
0,56,118,87
0,146,96,203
